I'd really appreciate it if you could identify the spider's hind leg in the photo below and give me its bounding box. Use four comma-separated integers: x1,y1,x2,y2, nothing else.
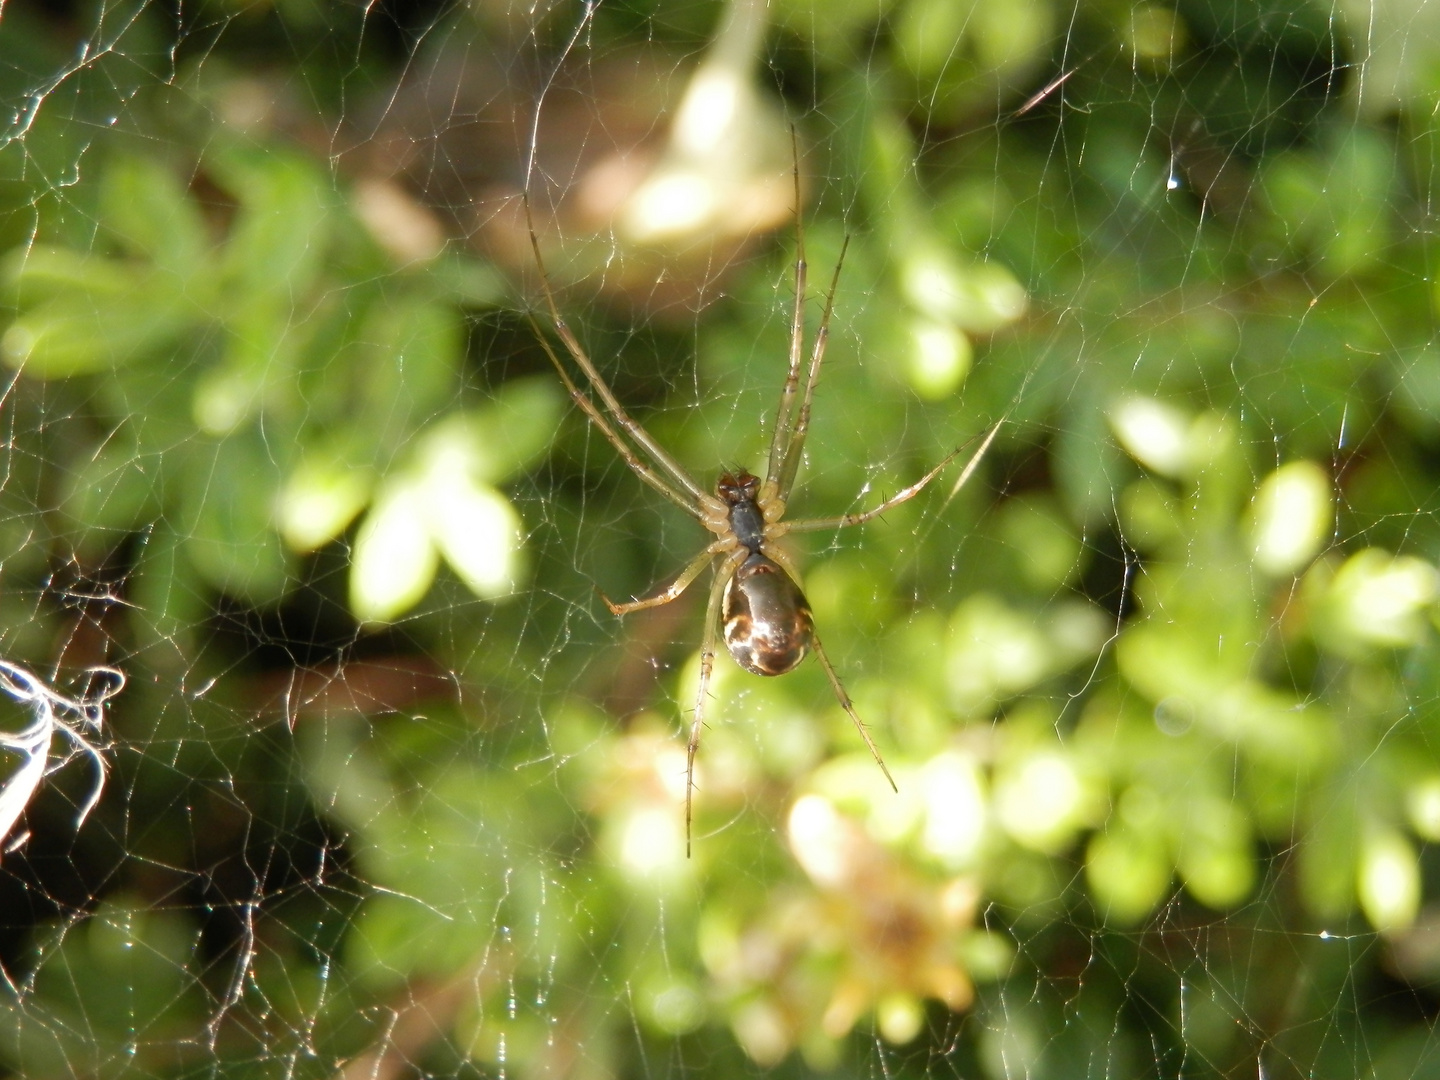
810,633,898,793
686,549,746,856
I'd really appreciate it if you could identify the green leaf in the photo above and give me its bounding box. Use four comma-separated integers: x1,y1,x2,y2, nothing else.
1175,795,1255,909
188,149,334,431
342,766,567,988
181,431,293,603
477,376,565,481
996,494,1083,589
0,898,206,1074
5,245,134,302
1262,127,1396,278
1085,821,1171,925
403,376,561,502
1053,398,1126,527
128,522,206,662
353,296,463,452
99,153,209,276
60,435,162,542
1,248,198,377
945,593,1052,715
1298,792,1360,920
213,147,332,297
428,251,509,308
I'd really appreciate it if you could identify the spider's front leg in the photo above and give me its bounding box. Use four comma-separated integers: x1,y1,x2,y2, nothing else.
601,540,731,616
773,419,1005,536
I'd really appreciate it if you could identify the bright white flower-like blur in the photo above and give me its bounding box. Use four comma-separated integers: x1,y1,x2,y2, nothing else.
616,0,792,247
0,661,121,855
1359,829,1421,933
1313,548,1439,656
1110,397,1194,478
1249,460,1332,576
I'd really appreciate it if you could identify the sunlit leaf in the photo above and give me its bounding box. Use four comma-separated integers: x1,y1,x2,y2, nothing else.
1249,459,1332,576
1085,823,1171,925
1358,829,1420,933
349,477,439,624
1175,796,1254,909
1313,548,1439,656
278,451,372,552
428,476,526,601
1110,397,1191,478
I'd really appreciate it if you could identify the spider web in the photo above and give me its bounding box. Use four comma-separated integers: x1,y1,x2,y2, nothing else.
0,0,1436,1078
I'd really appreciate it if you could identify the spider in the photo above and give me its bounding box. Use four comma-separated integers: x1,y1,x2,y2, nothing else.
525,167,999,854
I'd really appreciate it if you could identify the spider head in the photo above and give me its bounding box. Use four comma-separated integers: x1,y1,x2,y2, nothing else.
716,471,761,505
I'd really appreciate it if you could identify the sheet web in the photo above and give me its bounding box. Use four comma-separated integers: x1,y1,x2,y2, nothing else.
0,0,1438,1078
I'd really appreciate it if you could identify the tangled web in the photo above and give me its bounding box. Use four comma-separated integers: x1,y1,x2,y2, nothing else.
1,0,1439,1078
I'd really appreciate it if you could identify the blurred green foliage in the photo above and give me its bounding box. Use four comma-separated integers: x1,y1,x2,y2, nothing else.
2,0,1440,1078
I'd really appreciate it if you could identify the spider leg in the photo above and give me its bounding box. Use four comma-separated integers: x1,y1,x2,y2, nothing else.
762,129,852,506
942,414,1007,506
761,544,805,589
523,193,712,508
809,631,897,793
529,316,704,520
765,129,809,490
776,418,1003,535
603,541,729,616
772,235,848,504
687,548,746,857
735,544,896,791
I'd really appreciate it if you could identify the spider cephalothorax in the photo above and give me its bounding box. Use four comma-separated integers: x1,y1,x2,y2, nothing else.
525,143,1000,853
717,471,766,551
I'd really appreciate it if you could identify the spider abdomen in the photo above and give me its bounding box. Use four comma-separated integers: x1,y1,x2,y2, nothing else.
722,553,814,676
